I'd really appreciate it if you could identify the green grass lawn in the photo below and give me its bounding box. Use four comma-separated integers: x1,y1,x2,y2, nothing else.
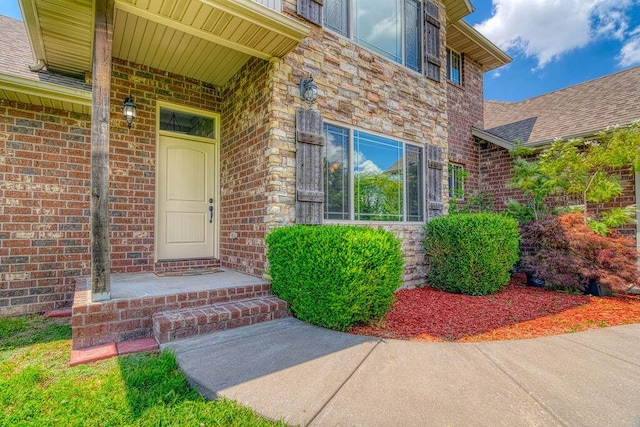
0,315,285,426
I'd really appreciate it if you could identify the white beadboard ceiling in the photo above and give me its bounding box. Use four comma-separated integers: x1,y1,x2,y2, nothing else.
19,0,310,87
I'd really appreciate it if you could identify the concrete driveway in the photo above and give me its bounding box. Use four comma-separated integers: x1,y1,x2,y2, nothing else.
163,318,640,426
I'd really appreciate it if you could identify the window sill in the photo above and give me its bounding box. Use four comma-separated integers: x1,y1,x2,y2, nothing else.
324,219,426,226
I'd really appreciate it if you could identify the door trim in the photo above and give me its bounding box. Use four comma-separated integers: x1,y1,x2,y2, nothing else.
155,102,220,262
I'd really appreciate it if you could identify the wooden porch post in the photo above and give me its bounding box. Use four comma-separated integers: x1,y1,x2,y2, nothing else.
90,0,114,301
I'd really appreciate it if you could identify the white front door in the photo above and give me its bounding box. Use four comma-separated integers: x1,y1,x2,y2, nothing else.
157,135,216,260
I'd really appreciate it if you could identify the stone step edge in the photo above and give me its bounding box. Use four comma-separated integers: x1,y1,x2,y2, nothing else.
153,296,290,344
45,307,72,318
69,338,159,367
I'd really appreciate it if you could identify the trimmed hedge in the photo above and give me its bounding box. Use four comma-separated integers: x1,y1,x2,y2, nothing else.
265,225,404,331
424,213,520,295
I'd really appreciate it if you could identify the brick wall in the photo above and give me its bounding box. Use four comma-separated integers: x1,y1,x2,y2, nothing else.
447,54,484,205
1,58,227,315
219,58,272,276
110,58,222,275
3,0,471,314
479,143,637,241
0,100,90,316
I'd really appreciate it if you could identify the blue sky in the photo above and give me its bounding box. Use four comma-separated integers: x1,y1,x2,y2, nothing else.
467,0,640,101
2,0,640,102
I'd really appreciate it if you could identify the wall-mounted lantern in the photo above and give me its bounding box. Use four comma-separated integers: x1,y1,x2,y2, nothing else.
300,74,318,106
122,96,137,129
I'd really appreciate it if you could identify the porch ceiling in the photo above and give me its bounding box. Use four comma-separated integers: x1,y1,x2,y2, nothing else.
19,0,310,87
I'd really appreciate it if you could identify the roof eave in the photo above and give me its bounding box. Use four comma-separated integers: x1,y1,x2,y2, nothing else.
0,72,92,114
444,0,474,21
18,0,48,68
452,20,512,72
472,127,515,150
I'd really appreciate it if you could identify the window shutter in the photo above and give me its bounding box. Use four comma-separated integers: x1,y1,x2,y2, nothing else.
425,1,441,82
295,108,325,224
427,144,443,218
297,0,323,26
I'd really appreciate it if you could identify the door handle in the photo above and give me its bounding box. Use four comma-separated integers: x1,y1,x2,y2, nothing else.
209,205,214,223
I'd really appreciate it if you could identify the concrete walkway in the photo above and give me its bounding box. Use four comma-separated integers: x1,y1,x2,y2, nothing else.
163,318,640,426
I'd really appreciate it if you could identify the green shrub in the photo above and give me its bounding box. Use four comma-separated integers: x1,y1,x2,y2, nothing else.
265,225,404,331
424,213,520,295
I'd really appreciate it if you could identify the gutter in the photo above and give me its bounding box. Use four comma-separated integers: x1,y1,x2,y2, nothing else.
473,121,640,152
471,127,514,150
0,72,92,113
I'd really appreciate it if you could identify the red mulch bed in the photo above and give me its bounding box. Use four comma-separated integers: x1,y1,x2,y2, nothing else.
348,276,640,342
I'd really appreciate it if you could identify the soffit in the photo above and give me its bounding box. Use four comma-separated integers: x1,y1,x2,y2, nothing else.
19,0,310,86
443,0,473,22
446,20,511,72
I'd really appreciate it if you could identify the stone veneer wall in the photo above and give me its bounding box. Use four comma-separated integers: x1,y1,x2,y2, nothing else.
447,55,484,206
262,1,451,287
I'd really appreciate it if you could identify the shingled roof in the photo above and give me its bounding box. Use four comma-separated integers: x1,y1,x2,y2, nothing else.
0,15,89,91
481,66,640,145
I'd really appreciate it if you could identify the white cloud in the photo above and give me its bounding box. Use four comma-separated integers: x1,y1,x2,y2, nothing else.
619,27,640,66
357,160,382,175
475,0,640,69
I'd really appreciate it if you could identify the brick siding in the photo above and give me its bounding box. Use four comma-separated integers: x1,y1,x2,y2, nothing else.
479,143,637,241
219,58,272,276
0,101,90,315
447,54,484,205
3,0,465,314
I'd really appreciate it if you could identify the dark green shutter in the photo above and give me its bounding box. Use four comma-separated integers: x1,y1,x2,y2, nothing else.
295,108,325,224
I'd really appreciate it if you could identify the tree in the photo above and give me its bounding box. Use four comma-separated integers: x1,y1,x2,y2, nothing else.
508,122,640,235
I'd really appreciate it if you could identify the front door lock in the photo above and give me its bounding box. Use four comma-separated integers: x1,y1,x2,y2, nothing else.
208,198,214,223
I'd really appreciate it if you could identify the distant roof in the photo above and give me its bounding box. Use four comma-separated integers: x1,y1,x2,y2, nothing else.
0,15,89,91
481,66,640,146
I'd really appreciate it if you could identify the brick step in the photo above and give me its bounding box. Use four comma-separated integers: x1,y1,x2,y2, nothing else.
153,296,289,344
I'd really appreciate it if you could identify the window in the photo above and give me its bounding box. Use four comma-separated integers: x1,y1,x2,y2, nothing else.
324,124,424,222
324,0,423,72
159,107,217,139
448,163,465,199
446,48,462,84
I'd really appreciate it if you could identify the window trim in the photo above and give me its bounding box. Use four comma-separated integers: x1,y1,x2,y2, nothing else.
448,162,465,200
446,48,462,85
323,121,427,224
323,0,424,75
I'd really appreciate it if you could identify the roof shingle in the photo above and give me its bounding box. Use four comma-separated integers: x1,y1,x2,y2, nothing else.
0,15,89,91
484,66,640,144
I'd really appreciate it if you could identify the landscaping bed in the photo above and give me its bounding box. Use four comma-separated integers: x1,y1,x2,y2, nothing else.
349,276,640,342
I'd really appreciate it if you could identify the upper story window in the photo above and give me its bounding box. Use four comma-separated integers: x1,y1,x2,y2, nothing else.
324,124,424,222
446,48,462,84
324,0,423,73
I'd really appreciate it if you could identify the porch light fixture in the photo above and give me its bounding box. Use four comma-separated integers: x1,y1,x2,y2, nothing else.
300,74,318,106
122,96,137,129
